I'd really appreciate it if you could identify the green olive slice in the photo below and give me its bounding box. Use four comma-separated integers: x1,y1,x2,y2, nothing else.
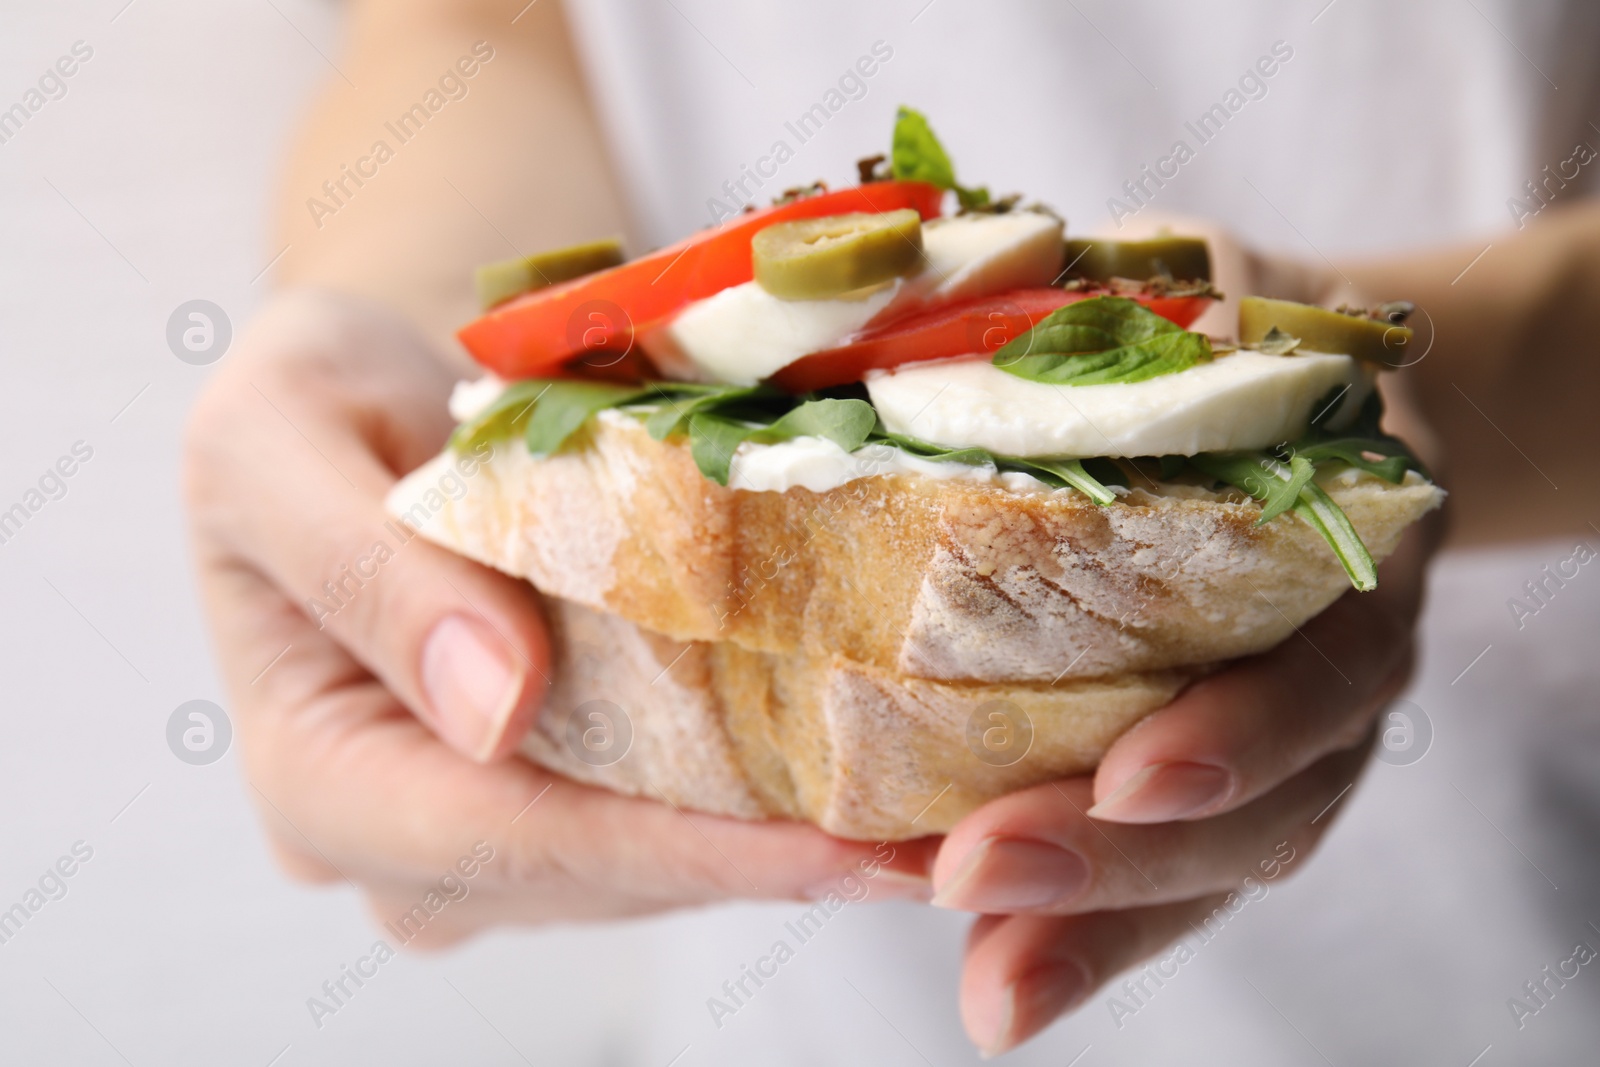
1239,297,1413,367
752,210,923,301
475,237,626,310
1063,236,1211,283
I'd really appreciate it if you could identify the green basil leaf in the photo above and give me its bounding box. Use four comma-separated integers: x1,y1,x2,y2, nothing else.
891,106,957,191
753,398,877,452
890,106,988,211
955,185,992,212
994,296,1212,386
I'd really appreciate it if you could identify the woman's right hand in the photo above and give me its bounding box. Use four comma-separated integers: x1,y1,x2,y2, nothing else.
183,289,933,938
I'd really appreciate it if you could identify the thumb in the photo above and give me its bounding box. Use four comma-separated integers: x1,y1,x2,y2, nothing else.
188,296,551,761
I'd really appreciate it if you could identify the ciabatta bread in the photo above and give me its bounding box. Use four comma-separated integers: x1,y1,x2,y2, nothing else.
529,597,1191,840
390,413,1443,685
387,417,1439,838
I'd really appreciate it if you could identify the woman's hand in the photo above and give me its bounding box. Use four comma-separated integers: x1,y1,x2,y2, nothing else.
931,224,1447,1054
183,289,932,938
932,522,1435,1053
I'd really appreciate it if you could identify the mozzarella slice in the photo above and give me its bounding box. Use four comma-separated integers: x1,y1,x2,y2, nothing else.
662,279,903,385
661,212,1066,384
866,351,1370,458
916,211,1064,304
449,374,508,422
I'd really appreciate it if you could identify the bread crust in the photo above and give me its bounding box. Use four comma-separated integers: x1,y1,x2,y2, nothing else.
391,415,1443,684
527,598,1192,840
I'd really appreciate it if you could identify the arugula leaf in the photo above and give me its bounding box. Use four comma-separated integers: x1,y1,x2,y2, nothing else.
1287,386,1425,483
1290,439,1416,484
1190,452,1314,524
754,398,877,450
686,412,755,486
994,296,1212,386
1291,483,1378,591
644,383,770,440
868,429,996,467
1007,458,1118,505
686,398,879,485
524,381,646,455
867,429,1118,505
890,106,990,212
449,379,553,453
1190,449,1377,590
1260,456,1316,523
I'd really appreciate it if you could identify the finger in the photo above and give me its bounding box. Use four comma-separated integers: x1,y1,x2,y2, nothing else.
187,300,550,762
930,743,1365,917
1085,520,1432,824
263,830,343,886
959,894,1230,1057
226,570,937,910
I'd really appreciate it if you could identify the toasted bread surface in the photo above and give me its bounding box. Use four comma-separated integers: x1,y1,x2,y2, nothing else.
390,415,1442,684
529,598,1192,839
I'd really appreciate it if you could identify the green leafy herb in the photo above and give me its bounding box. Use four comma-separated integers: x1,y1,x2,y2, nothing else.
993,296,1213,386
1010,458,1119,505
1285,386,1424,483
452,379,731,457
890,106,990,211
1189,452,1315,525
644,383,771,440
687,412,758,485
1290,482,1379,591
868,429,995,467
1190,450,1378,591
1252,326,1302,355
449,379,553,453
754,398,877,449
523,381,646,455
1291,439,1415,484
683,397,879,485
866,429,1120,505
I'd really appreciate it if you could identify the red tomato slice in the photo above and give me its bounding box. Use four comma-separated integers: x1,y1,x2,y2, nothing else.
459,181,946,379
768,289,1213,393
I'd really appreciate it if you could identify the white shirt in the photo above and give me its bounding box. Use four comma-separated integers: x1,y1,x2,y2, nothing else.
559,1,1600,1062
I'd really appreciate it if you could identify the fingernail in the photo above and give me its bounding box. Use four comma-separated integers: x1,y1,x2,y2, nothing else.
1088,761,1232,823
868,869,936,902
803,868,932,903
932,837,1089,913
421,614,526,761
980,961,1089,1058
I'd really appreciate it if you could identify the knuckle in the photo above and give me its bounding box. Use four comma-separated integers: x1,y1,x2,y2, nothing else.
492,826,563,893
